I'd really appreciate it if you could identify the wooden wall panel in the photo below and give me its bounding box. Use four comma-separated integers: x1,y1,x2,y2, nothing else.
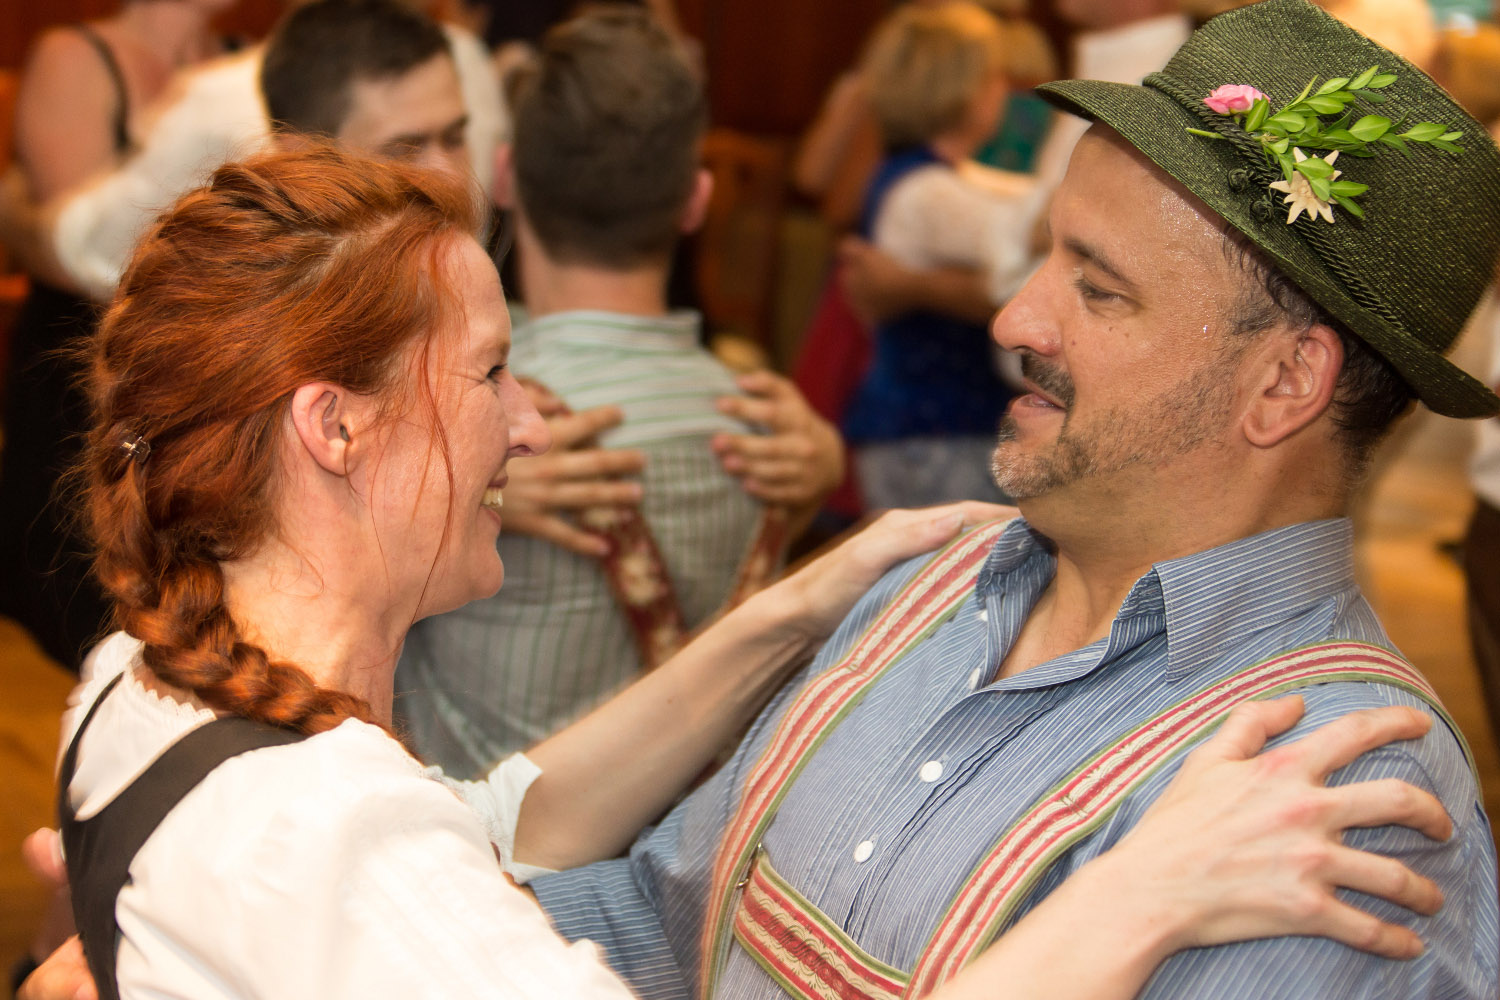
689,0,889,136
1,0,117,70
1,0,283,71
681,0,1075,138
2,0,1071,140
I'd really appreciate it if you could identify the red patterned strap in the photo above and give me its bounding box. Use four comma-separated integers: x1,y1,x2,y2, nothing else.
903,640,1469,997
727,506,793,610
582,502,791,670
720,643,1466,1000
734,850,905,1000
580,503,689,668
699,519,1014,999
541,378,790,670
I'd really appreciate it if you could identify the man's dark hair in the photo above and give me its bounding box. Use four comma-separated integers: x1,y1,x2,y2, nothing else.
260,0,452,137
509,5,706,268
1223,232,1414,478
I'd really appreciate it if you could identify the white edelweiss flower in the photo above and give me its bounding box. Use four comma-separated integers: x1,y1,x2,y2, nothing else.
1267,148,1341,224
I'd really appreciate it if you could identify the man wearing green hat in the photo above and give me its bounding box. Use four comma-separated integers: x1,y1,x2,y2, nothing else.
18,1,1495,997
529,1,1497,996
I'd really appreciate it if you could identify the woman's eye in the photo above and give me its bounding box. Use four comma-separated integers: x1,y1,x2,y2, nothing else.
486,364,506,383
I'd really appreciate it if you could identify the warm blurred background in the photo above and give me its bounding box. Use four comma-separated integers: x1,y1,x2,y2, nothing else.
2,0,1499,984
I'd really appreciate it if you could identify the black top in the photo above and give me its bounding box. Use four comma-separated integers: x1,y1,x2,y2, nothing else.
73,24,132,156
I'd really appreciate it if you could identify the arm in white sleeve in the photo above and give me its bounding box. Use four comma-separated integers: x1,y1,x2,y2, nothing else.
52,48,270,300
425,752,557,884
873,163,1041,308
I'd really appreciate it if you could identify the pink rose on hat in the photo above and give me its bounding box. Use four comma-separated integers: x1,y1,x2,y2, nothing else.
1204,84,1266,114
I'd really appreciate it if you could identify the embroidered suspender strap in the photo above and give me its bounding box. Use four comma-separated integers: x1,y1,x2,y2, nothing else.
548,385,792,672
57,675,306,1000
725,505,793,612
903,640,1468,997
583,500,792,670
720,642,1466,1000
579,501,690,669
698,518,1012,999
733,849,906,1000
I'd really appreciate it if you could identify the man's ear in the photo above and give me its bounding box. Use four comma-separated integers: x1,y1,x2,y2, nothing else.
491,143,516,210
289,383,358,475
678,168,714,235
1241,323,1342,448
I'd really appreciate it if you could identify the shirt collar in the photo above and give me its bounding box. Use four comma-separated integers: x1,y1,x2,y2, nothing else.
975,517,1358,681
976,518,1054,596
517,309,702,353
1142,518,1357,680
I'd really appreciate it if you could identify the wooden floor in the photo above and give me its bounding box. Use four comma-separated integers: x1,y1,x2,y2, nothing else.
1,408,1498,975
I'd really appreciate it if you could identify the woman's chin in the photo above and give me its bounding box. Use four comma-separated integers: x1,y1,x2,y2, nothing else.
414,562,504,622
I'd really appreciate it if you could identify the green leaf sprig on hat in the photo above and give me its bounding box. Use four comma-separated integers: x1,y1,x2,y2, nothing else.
1186,66,1464,222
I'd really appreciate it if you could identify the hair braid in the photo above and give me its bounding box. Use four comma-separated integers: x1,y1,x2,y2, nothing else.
79,144,476,735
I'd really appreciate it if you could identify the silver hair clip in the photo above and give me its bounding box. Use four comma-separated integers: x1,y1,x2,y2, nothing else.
120,433,152,464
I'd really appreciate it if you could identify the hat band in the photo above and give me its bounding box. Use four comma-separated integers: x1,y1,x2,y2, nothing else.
1142,70,1415,342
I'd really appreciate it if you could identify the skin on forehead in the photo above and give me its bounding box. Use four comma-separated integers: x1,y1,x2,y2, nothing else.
333,52,470,179
1050,126,1243,356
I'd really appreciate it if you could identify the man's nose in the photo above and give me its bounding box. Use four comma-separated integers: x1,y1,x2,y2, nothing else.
990,271,1060,357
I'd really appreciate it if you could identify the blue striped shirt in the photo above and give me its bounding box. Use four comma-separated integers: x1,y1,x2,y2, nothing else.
533,517,1497,999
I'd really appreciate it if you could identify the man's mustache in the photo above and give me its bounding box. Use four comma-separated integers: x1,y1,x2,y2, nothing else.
1019,352,1075,408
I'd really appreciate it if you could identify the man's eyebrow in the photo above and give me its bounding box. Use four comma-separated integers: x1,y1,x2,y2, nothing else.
381,132,429,150
1062,236,1138,293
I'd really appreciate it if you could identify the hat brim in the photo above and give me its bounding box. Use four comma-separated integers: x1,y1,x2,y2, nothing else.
1038,78,1500,419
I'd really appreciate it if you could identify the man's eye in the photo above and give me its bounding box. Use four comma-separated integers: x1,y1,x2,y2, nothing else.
1072,275,1118,304
486,364,506,382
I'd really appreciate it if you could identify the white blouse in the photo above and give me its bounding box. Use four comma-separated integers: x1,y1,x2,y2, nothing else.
871,159,1041,306
61,633,633,1000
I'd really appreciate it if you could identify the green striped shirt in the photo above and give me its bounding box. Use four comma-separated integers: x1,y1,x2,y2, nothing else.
396,310,762,776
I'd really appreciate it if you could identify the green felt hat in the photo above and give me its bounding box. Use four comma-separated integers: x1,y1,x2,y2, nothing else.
1037,0,1500,418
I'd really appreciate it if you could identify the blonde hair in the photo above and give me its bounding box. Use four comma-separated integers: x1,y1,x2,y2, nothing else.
995,17,1058,87
861,2,1007,150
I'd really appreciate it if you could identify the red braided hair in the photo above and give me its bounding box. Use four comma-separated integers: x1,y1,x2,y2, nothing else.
77,144,479,735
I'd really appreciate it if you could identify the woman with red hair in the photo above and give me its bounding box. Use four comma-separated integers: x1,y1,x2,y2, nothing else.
53,142,1011,1000
43,144,1453,1000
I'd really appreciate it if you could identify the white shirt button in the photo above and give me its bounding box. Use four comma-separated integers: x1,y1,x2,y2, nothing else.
968,667,983,689
853,839,876,863
976,609,989,623
919,760,944,783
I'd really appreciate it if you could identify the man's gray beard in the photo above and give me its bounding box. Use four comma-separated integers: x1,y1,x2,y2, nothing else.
990,416,1099,498
989,356,1240,500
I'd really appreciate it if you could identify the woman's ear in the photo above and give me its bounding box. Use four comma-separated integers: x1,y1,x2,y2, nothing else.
289,383,357,475
1241,323,1342,448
